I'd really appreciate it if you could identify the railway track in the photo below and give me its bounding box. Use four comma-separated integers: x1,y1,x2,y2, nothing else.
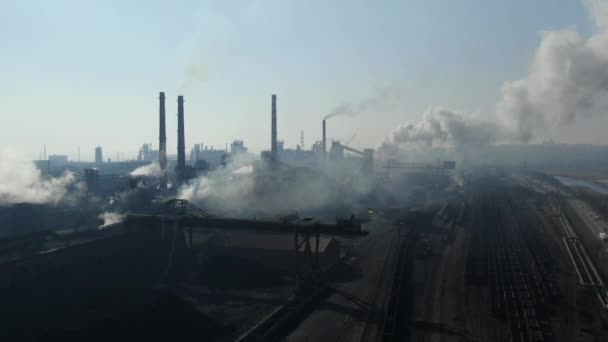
466,186,557,342
379,226,416,342
551,198,608,308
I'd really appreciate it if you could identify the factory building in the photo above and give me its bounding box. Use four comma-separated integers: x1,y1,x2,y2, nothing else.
230,140,248,154
329,141,375,176
137,143,159,162
95,146,103,164
276,141,321,167
48,154,68,164
189,144,227,170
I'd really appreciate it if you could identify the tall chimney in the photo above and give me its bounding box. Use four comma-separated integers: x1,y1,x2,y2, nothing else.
177,95,186,176
322,119,327,158
159,92,167,189
271,94,277,161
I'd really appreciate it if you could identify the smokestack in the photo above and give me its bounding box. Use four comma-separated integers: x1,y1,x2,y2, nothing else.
159,92,167,189
271,94,277,161
177,95,186,176
322,119,327,158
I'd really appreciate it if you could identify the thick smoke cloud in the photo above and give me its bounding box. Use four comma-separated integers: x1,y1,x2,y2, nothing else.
379,107,498,153
0,150,78,206
380,0,608,156
497,19,608,142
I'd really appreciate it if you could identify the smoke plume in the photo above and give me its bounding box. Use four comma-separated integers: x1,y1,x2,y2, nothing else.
380,0,608,155
0,150,77,206
130,162,163,177
379,107,499,152
325,85,401,120
179,60,211,92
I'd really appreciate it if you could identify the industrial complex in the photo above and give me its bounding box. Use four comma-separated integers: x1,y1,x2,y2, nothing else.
1,90,608,342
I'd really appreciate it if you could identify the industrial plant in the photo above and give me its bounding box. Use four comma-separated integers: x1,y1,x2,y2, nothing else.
5,1,608,341
2,88,608,342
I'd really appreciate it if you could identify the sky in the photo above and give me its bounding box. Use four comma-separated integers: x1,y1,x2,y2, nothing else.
0,0,598,161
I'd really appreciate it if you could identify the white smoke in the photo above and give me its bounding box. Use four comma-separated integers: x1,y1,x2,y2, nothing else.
98,211,125,227
130,162,163,177
0,150,77,206
497,21,608,141
586,0,608,30
178,154,256,214
177,153,371,216
380,0,608,155
379,107,499,152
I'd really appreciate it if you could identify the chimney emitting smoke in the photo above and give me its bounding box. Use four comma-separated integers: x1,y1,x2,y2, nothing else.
322,119,327,158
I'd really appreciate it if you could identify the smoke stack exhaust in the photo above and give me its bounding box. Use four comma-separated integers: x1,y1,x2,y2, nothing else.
177,95,186,177
271,94,277,161
322,119,326,158
159,92,167,189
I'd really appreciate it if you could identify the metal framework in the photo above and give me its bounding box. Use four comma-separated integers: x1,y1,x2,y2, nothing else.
126,199,365,293
293,224,321,292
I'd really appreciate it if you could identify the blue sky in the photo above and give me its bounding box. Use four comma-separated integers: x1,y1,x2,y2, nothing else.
0,0,593,160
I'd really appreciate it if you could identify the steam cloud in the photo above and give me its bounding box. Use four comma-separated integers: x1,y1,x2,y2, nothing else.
178,160,255,215
130,162,163,177
380,0,608,155
98,211,125,227
0,150,77,206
